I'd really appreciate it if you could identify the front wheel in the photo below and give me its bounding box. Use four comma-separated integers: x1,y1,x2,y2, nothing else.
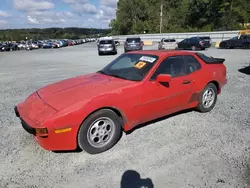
196,83,218,113
77,109,122,154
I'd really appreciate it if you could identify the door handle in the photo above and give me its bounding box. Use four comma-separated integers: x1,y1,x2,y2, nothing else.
182,80,191,84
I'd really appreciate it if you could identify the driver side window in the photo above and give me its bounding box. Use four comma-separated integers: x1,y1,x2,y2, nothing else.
150,55,186,80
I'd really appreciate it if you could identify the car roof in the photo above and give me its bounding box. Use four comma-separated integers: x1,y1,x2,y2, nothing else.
127,50,197,57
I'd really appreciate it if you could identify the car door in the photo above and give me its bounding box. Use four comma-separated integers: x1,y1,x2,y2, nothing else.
189,39,198,49
138,55,193,124
178,39,186,49
183,55,204,104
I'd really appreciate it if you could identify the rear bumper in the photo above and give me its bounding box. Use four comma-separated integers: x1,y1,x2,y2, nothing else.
14,106,78,151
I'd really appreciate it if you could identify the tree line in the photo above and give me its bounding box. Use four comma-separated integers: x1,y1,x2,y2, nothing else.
0,27,111,41
109,0,250,35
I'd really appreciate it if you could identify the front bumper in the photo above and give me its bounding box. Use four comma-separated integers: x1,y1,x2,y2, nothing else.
14,106,78,151
15,106,36,135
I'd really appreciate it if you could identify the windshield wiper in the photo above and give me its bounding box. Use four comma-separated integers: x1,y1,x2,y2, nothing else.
108,73,128,80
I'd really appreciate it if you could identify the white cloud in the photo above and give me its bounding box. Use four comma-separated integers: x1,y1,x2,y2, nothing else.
13,0,55,11
63,0,88,4
99,5,116,17
0,20,8,28
100,0,118,8
27,15,39,24
0,10,8,17
72,3,97,14
27,10,74,25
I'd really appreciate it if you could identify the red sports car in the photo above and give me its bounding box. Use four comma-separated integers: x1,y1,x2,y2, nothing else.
15,50,227,154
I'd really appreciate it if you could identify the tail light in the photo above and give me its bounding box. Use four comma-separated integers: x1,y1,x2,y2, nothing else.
200,41,204,45
140,41,143,46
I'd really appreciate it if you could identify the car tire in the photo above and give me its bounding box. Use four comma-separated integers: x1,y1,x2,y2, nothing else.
243,43,250,49
196,83,218,113
77,109,123,154
98,52,102,56
220,43,227,49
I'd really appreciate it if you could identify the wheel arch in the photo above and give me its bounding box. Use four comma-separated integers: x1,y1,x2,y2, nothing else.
75,106,127,150
207,80,220,94
79,106,127,130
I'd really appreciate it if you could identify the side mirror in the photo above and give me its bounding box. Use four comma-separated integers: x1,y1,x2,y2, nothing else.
156,74,171,83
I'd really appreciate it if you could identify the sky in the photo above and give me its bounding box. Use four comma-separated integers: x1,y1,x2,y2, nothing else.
0,0,118,29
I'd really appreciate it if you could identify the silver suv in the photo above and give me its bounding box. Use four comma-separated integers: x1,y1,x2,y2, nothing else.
124,37,143,53
98,39,117,55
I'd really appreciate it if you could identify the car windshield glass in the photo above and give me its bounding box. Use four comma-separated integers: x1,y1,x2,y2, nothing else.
98,53,159,81
231,36,238,40
164,39,176,42
126,38,140,43
100,40,113,44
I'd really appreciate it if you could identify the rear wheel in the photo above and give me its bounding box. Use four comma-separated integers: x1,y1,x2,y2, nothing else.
243,43,250,49
220,43,227,49
196,83,218,113
77,109,122,154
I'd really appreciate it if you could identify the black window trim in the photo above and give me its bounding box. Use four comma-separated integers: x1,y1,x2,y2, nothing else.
149,55,188,81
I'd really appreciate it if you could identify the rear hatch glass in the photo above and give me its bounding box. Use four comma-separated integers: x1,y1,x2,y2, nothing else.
100,40,113,44
126,38,141,43
164,39,176,42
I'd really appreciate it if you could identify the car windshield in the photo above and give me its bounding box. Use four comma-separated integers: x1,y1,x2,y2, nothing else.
98,53,159,81
100,40,113,44
231,36,238,40
126,38,140,43
164,39,176,42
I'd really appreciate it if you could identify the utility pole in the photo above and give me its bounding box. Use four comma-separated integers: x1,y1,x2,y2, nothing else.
160,4,163,34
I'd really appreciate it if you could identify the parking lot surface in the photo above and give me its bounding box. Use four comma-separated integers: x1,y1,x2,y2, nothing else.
0,43,250,188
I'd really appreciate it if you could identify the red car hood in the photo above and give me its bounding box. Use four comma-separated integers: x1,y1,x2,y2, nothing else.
37,73,135,110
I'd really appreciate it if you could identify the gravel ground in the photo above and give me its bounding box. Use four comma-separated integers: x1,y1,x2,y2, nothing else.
0,43,250,188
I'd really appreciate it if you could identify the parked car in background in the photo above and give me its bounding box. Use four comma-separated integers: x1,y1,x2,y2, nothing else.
98,39,117,55
124,37,144,52
178,38,206,51
0,43,5,52
1,43,19,51
158,38,178,50
219,35,250,49
43,42,56,49
191,36,212,48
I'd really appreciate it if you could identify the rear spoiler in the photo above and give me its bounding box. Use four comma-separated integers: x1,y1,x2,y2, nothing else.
204,58,225,64
195,53,225,64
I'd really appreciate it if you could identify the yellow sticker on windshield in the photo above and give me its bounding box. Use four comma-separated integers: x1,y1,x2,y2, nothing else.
134,61,146,69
